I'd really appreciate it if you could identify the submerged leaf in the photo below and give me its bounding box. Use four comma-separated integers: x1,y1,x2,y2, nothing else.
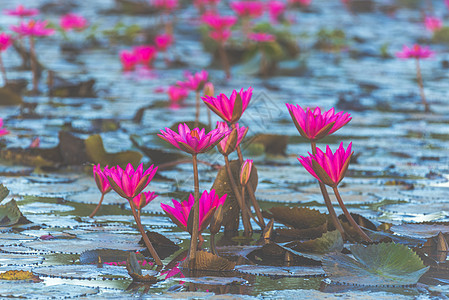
235,265,325,278
322,242,429,286
264,206,327,231
182,251,235,271
286,230,344,255
249,134,288,155
85,134,142,168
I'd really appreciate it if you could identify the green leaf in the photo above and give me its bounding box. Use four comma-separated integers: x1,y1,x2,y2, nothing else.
85,134,142,169
286,230,344,255
0,184,9,203
322,242,429,286
264,206,327,230
0,200,28,226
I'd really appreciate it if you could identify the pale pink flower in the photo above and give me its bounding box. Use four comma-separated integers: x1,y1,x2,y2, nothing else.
396,44,434,59
248,32,275,42
424,16,443,32
167,85,189,106
209,29,232,42
202,14,238,31
230,1,265,18
154,34,173,51
119,50,138,71
4,5,39,17
268,1,286,23
133,45,157,66
10,20,55,37
0,118,9,136
178,70,208,91
0,33,13,51
60,13,88,32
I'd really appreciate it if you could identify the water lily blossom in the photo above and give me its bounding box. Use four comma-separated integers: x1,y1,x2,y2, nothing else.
286,104,351,141
60,13,88,31
10,20,55,37
0,119,9,136
298,142,353,188
248,32,275,42
424,16,442,32
202,13,238,31
178,70,209,92
0,33,12,51
396,44,433,59
4,5,39,17
106,163,158,199
155,34,173,51
133,45,157,66
202,87,253,123
230,1,265,18
161,189,227,233
158,123,227,155
132,191,158,210
216,122,248,156
268,0,286,23
119,50,138,71
168,85,189,108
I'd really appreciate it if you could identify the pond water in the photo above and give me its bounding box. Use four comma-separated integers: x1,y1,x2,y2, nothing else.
0,0,449,298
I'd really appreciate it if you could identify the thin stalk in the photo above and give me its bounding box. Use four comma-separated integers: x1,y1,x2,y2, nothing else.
29,36,38,93
311,141,345,236
127,198,163,266
0,54,7,85
210,233,217,255
195,91,200,128
241,185,250,235
332,186,372,242
224,155,252,233
236,143,265,229
188,154,200,269
89,193,105,218
415,58,430,112
137,208,141,220
218,42,231,79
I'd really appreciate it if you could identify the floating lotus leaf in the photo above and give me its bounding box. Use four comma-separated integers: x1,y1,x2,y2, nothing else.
261,289,412,300
20,202,75,214
177,276,247,285
264,207,327,231
84,134,142,169
77,232,141,244
0,200,30,226
249,134,288,155
0,185,9,203
182,251,236,271
0,253,44,266
138,231,180,259
23,239,145,254
286,230,344,256
246,242,320,266
33,264,131,280
80,249,146,264
0,86,23,105
0,147,60,168
322,242,429,286
235,265,325,278
0,270,41,282
211,160,258,231
390,223,449,239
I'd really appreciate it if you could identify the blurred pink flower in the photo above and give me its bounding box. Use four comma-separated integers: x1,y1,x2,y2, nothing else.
178,70,208,91
209,29,232,42
106,163,158,199
201,87,253,123
0,33,13,51
268,1,286,23
161,189,227,232
0,118,9,136
230,1,264,18
158,123,227,155
396,44,433,59
4,5,39,17
10,20,55,37
298,142,353,188
132,191,158,210
424,16,442,32
60,13,88,32
133,45,157,66
119,50,138,71
286,104,352,141
202,14,237,31
155,34,173,51
248,32,275,42
167,85,189,106
30,137,40,148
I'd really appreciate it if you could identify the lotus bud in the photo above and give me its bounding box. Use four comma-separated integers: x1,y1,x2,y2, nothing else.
203,82,214,97
240,159,253,186
209,205,223,235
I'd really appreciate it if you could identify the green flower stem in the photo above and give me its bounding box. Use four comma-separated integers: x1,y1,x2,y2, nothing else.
218,42,231,79
0,54,7,85
127,198,163,266
415,58,430,112
241,185,250,235
195,91,200,128
224,155,252,234
311,141,345,237
210,233,217,255
89,193,105,218
332,186,372,242
236,143,265,229
188,154,200,269
29,36,38,93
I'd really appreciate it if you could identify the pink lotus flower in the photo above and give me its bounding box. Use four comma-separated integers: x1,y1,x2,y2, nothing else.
201,87,253,123
161,189,227,232
240,159,253,185
119,50,138,71
202,14,238,31
93,164,112,194
30,137,40,148
178,70,208,92
60,13,88,32
396,44,434,59
298,142,353,187
268,1,286,23
133,45,157,66
230,1,265,18
446,0,449,10
424,16,442,32
286,104,351,141
158,123,227,155
10,20,55,37
0,118,9,136
209,29,232,42
0,33,12,51
4,5,39,17
132,191,158,210
155,34,173,51
168,85,189,106
248,32,275,42
152,0,179,12
216,122,248,155
106,163,158,199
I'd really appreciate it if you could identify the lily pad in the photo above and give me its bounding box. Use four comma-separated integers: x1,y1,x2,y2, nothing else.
182,251,236,271
23,239,145,254
322,242,429,286
32,264,131,280
85,134,142,168
177,276,247,285
80,249,146,264
285,230,344,260
235,265,325,278
390,223,449,239
0,254,44,266
264,206,328,230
